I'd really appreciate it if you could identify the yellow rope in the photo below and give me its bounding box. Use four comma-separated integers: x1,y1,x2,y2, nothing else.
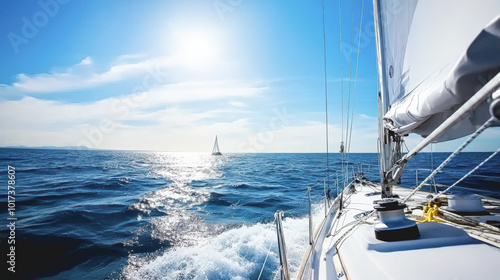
418,203,441,223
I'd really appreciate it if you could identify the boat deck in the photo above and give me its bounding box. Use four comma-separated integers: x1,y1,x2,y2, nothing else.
300,180,500,280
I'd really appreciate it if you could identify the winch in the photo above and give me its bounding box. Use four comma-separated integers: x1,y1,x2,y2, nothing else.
374,199,420,241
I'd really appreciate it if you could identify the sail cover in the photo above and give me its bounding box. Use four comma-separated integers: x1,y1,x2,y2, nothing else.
378,0,500,142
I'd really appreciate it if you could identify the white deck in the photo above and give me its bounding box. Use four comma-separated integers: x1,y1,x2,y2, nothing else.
298,180,500,280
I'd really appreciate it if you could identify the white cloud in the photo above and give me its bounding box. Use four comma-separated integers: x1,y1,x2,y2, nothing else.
4,90,495,153
360,113,376,119
3,52,495,152
0,78,266,150
114,54,145,63
1,56,176,94
405,128,500,153
133,80,265,107
229,101,247,108
79,57,93,65
104,118,253,151
0,79,263,122
0,81,383,152
233,117,379,153
0,97,111,129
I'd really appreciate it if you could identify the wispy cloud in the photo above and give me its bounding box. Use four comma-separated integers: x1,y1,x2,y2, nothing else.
136,81,265,106
0,79,264,122
229,101,247,108
1,56,176,94
79,57,93,65
0,78,266,149
328,77,370,83
360,113,376,119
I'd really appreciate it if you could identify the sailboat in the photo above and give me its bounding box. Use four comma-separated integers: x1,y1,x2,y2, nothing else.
212,136,222,156
272,0,500,279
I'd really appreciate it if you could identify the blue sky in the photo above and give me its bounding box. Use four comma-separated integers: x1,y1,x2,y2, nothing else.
0,0,498,152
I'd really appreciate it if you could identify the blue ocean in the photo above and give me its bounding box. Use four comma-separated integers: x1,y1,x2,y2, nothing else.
1,149,499,279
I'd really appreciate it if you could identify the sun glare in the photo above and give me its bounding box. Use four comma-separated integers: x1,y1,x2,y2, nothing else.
174,28,221,70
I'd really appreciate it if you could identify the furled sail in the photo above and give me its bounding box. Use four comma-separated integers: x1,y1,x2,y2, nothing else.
379,0,500,142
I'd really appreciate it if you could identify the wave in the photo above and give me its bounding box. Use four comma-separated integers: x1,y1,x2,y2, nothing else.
121,222,281,280
0,233,125,279
129,184,211,215
1,150,498,279
119,203,325,280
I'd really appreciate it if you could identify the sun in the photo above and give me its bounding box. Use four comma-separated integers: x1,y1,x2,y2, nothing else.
173,27,221,70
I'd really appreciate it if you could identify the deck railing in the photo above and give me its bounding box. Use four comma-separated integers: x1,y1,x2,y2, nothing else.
274,210,290,280
274,161,376,280
415,168,444,193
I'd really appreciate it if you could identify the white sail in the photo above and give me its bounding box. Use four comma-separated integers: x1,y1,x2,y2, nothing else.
284,2,500,280
379,0,500,142
212,136,222,155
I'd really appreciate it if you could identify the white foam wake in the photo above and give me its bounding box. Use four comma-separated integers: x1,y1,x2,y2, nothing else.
121,206,325,280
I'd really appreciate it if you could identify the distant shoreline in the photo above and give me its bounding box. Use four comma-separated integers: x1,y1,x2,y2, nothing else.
0,147,495,154
0,146,91,150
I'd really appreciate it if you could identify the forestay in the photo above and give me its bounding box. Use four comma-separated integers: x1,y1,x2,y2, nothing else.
379,0,500,142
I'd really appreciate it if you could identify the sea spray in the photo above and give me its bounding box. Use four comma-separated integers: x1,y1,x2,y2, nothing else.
121,202,325,279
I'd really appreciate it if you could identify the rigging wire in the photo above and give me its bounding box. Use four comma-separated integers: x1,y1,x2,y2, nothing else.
432,147,500,200
430,143,434,170
345,0,357,156
338,0,345,184
342,0,357,192
322,0,331,198
403,117,496,203
403,141,410,153
346,0,365,156
343,0,365,189
257,218,277,280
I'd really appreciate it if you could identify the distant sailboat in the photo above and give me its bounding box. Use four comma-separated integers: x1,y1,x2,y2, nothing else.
211,136,222,155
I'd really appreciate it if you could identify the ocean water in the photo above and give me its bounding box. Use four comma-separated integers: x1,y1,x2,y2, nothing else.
0,149,499,279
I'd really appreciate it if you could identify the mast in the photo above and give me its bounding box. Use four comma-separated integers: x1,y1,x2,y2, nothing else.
373,0,393,197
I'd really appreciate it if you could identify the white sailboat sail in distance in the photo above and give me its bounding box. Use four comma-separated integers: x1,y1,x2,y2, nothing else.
212,136,222,155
